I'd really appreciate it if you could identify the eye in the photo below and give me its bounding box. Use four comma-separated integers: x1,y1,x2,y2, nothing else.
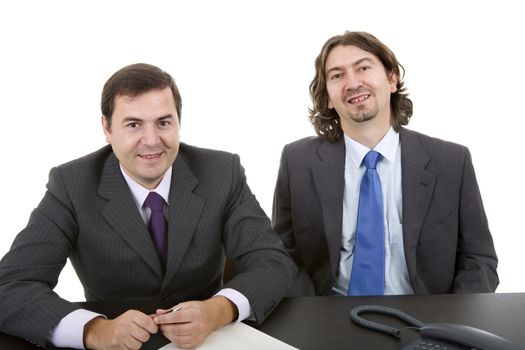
158,120,171,127
126,122,139,128
329,73,343,80
358,65,371,72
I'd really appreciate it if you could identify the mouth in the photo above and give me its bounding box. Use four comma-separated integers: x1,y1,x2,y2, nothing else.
138,152,162,160
347,94,371,104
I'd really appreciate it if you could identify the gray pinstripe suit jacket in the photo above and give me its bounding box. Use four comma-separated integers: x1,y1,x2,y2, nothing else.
272,127,498,296
0,143,294,346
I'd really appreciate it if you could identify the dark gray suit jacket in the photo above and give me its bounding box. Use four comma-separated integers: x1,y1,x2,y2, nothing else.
272,127,498,296
0,143,294,346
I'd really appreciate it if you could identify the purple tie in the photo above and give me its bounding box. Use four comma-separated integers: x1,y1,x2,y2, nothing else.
144,192,167,268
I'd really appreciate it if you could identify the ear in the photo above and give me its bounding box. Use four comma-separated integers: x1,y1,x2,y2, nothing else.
328,96,335,109
101,115,111,143
389,72,398,93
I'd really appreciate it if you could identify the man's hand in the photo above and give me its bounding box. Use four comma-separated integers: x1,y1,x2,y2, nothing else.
153,296,239,349
83,310,158,350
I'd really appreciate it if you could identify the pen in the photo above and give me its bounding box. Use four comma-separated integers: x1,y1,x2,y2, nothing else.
150,305,182,318
162,305,182,314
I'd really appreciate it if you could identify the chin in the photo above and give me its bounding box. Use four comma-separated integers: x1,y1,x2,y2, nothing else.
138,169,165,182
352,113,376,123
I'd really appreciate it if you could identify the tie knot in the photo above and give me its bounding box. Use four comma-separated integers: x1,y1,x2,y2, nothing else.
363,150,381,170
144,192,165,212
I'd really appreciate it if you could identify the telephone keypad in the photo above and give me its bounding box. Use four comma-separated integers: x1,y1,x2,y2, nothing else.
403,337,466,350
413,341,448,349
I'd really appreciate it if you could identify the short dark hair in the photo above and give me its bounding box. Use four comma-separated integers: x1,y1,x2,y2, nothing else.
101,63,182,126
309,31,413,142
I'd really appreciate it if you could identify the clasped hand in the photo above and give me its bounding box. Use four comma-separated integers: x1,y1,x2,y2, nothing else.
83,296,237,349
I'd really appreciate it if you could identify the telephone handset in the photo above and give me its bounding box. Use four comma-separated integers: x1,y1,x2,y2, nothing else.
350,304,524,350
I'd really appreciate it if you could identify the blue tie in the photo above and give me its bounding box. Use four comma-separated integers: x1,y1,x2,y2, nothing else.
348,150,385,296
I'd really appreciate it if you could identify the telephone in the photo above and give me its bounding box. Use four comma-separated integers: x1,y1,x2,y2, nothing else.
350,304,524,350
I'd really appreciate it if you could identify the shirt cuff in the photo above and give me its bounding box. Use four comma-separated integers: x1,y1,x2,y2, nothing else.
49,309,105,349
215,288,253,323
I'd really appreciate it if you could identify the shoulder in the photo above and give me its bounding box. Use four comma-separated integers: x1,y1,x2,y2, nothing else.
178,143,241,177
280,135,344,167
43,145,114,199
54,145,114,177
400,128,474,175
176,143,247,196
281,135,339,162
284,136,326,154
179,142,237,164
401,127,469,157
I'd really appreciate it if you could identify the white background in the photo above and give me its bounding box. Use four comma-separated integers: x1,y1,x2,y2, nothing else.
1,0,523,301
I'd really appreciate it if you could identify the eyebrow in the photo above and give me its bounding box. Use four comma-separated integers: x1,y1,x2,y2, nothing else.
121,114,175,124
326,57,376,75
352,57,375,67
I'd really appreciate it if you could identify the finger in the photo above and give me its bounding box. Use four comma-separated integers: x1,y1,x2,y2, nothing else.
155,305,183,315
129,324,152,343
118,321,146,343
169,332,206,350
154,307,191,325
161,327,198,347
123,334,142,350
161,321,195,337
174,340,200,350
132,313,158,334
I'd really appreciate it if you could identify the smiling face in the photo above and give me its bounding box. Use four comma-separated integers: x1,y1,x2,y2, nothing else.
325,45,398,130
102,87,180,189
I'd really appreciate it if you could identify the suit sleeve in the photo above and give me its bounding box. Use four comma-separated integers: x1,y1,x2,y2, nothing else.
220,154,296,323
0,167,80,346
272,145,316,296
453,149,499,292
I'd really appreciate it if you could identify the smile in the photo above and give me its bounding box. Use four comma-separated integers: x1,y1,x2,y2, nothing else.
348,94,370,104
139,153,162,160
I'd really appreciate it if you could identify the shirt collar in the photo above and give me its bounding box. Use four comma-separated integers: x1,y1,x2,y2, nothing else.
119,165,172,207
343,127,399,168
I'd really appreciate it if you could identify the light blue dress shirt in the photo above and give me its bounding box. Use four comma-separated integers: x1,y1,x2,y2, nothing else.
332,127,414,296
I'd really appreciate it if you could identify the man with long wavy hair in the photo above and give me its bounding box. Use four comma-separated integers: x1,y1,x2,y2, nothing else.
272,31,498,297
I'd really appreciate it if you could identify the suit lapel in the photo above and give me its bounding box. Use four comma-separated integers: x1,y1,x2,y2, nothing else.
162,153,204,289
311,138,345,279
400,128,436,289
98,153,163,278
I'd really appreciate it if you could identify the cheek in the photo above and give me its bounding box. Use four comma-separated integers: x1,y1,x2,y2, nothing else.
161,132,180,149
112,137,138,156
171,128,181,143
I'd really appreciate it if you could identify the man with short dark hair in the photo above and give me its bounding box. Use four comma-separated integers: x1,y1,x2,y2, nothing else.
272,31,498,297
0,63,295,349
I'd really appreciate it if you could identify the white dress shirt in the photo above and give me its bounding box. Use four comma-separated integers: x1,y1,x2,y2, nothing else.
332,127,414,296
50,165,252,348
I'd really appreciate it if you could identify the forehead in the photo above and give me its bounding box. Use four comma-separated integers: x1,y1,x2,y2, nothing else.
114,87,176,112
325,45,382,72
111,87,177,123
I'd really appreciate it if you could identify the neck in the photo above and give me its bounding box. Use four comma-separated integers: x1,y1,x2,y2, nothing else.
341,116,391,149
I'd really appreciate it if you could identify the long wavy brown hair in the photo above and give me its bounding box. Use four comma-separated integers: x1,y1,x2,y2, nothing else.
309,31,413,142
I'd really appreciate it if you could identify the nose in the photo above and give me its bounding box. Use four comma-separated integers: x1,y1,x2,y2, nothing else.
343,72,362,91
141,124,160,146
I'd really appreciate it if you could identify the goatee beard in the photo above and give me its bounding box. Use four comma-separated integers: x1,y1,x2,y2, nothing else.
350,111,376,123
